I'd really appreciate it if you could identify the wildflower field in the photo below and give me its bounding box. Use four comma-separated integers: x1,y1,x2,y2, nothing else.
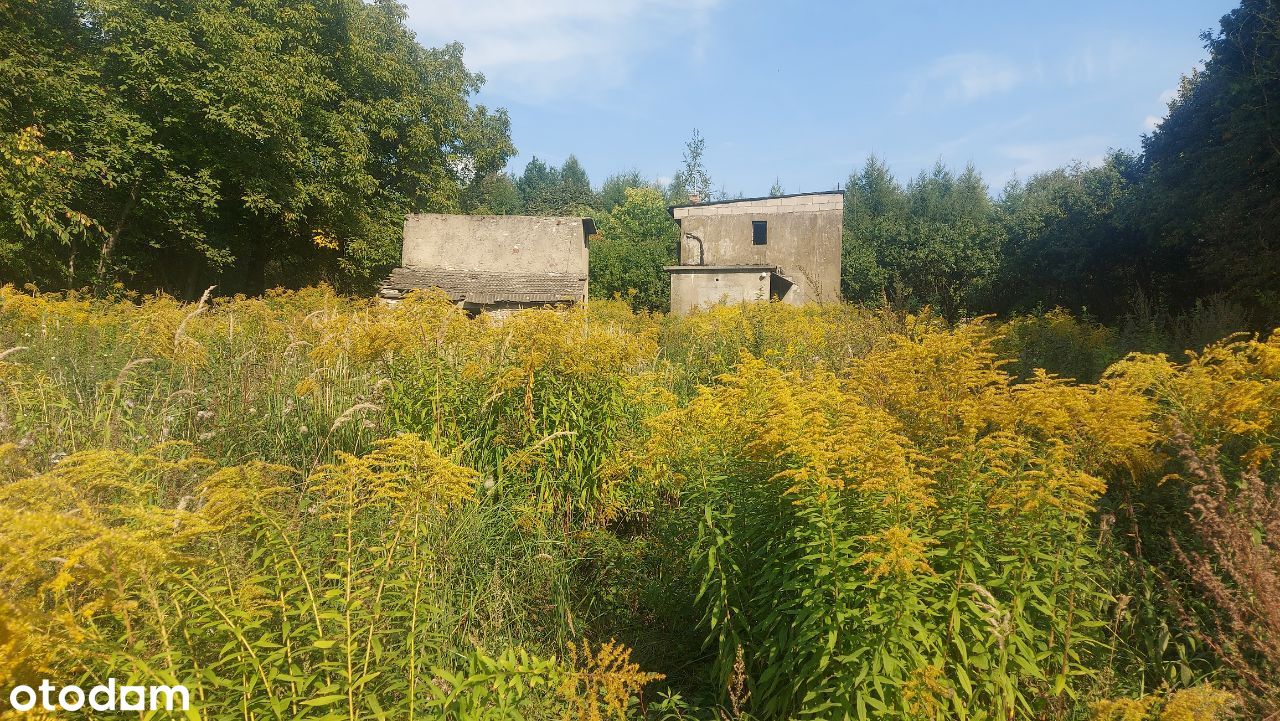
0,286,1275,720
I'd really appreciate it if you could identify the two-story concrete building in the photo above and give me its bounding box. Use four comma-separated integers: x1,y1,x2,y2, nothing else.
379,213,594,314
662,191,844,315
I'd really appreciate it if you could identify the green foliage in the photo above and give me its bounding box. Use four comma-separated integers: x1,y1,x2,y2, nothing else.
600,170,652,212
836,1,1280,330
638,323,1156,719
4,1,1280,716
589,187,678,311
997,153,1155,320
516,155,598,216
0,0,128,287
841,155,899,304
996,309,1122,383
842,158,1003,320
1101,332,1280,717
0,0,513,296
1140,0,1280,319
667,129,713,205
0,286,1272,719
463,171,524,215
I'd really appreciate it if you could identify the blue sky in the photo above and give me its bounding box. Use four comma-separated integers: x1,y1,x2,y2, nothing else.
404,1,1237,196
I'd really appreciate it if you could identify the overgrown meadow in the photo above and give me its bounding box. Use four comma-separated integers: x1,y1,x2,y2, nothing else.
0,286,1275,720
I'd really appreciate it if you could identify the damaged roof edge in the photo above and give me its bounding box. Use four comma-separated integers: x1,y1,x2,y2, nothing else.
667,189,845,214
404,212,595,233
381,266,587,305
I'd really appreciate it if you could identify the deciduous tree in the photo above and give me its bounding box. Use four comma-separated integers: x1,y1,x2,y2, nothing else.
589,186,677,311
0,0,514,295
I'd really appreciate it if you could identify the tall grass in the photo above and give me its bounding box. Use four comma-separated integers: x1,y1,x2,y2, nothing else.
0,284,1270,719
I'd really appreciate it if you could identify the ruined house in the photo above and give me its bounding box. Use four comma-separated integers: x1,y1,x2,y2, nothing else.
663,191,843,315
379,213,594,314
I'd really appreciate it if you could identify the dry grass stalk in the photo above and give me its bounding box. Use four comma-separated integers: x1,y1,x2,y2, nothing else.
173,285,216,349
967,583,1014,652
330,402,382,433
114,357,154,386
1166,423,1279,715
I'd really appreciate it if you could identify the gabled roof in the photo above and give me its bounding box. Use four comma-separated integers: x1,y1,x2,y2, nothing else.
379,266,586,305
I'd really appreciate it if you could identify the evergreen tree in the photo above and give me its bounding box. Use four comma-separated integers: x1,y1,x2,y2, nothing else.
840,156,1002,320
599,170,649,212
558,155,598,211
842,156,904,304
464,172,523,215
516,155,597,215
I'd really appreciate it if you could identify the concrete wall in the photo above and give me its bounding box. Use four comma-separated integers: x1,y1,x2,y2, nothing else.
402,214,590,276
668,267,771,315
672,192,843,306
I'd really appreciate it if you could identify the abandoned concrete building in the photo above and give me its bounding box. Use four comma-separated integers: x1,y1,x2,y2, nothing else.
379,213,594,314
663,191,844,315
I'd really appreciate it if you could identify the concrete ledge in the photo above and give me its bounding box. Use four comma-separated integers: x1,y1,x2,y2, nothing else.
664,264,777,273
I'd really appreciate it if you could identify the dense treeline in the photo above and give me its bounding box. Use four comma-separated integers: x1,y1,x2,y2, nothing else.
1,0,513,296
2,0,1278,323
837,0,1276,328
858,0,1279,327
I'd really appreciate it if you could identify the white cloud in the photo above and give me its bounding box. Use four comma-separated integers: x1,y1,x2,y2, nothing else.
996,136,1111,180
902,53,1027,108
1062,41,1137,85
936,113,1036,156
402,0,721,102
1143,114,1161,132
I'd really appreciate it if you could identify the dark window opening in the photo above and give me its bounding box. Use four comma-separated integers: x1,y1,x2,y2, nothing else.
752,220,767,245
770,272,794,301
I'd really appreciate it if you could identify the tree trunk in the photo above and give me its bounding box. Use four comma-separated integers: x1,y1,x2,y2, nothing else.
95,180,141,292
183,258,203,301
233,238,268,296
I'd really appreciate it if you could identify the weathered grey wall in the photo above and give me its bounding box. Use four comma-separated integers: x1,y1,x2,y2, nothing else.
668,267,771,315
672,192,843,306
402,214,590,275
